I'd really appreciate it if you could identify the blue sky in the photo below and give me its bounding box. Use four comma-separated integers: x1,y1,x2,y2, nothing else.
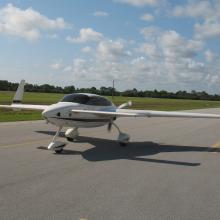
0,0,220,93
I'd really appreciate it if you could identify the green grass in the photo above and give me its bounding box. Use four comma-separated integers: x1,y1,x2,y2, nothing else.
0,91,63,105
0,109,42,122
109,96,220,111
1,91,220,122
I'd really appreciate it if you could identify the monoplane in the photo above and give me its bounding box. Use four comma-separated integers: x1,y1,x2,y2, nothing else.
1,80,220,153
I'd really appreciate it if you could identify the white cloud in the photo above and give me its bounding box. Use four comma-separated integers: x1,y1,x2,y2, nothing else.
172,1,220,40
155,31,206,84
61,31,209,90
50,59,63,70
140,26,160,40
138,43,159,59
66,28,103,43
135,29,208,86
52,26,219,92
0,4,68,41
140,13,154,21
195,21,220,40
205,49,215,62
94,11,109,17
173,1,212,18
97,39,130,61
81,46,92,53
114,0,161,7
63,66,72,72
73,58,86,67
46,34,58,39
160,30,203,60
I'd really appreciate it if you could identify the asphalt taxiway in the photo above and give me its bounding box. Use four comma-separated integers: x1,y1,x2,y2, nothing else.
1,108,220,220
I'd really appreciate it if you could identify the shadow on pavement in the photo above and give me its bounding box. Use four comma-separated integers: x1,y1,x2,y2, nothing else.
35,130,215,167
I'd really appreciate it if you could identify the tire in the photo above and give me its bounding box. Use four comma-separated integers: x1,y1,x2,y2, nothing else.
119,142,127,147
67,137,74,142
55,148,63,154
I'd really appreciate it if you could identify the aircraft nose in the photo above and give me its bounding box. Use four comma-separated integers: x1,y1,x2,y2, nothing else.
42,107,60,119
42,108,52,119
42,109,48,118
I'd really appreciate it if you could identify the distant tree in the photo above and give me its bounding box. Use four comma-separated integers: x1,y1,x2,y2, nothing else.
63,86,75,94
1,80,220,101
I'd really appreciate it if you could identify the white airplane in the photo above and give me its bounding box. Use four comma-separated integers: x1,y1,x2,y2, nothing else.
1,80,220,153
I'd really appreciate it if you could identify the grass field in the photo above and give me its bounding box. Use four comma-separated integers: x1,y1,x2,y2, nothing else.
1,91,220,122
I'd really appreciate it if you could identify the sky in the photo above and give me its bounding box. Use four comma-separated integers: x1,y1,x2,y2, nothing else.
0,0,220,93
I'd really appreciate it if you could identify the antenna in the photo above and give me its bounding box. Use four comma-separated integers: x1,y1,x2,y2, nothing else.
112,79,114,100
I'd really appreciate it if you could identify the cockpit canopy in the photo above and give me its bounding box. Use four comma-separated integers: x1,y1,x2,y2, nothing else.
60,93,113,106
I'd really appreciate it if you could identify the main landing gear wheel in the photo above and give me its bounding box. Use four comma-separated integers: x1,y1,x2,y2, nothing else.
109,122,130,147
55,148,64,154
117,132,130,147
67,137,74,142
65,128,79,142
119,142,127,147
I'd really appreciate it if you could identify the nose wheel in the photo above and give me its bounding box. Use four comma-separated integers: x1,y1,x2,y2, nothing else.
47,127,67,154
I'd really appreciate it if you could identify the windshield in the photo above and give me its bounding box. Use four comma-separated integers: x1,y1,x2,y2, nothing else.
61,94,112,106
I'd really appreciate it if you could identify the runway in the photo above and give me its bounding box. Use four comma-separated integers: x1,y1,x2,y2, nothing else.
1,108,220,220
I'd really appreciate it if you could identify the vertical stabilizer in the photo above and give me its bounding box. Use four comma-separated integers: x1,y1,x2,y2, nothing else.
13,80,25,104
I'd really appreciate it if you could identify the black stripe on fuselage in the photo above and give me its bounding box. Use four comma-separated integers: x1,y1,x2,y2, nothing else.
50,117,110,122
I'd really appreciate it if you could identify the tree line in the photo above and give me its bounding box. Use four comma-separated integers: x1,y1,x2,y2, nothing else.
1,80,220,101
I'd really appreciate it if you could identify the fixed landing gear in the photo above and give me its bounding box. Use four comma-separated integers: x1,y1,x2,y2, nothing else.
119,142,127,147
46,122,128,153
47,126,67,154
65,128,79,142
67,137,74,142
47,127,79,153
55,148,64,154
111,122,130,146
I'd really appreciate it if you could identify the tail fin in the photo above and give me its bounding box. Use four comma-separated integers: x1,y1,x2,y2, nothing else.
13,80,25,104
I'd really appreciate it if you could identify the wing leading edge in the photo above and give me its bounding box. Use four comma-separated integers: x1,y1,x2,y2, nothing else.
71,109,138,117
71,109,220,119
117,109,220,119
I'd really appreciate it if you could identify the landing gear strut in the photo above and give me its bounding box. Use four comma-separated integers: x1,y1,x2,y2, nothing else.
47,126,67,153
111,122,130,146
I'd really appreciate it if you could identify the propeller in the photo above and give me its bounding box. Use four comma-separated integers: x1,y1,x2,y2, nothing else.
107,122,112,132
107,101,132,132
118,100,132,109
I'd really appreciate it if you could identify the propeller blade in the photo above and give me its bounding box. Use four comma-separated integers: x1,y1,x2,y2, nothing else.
107,122,112,132
118,100,132,109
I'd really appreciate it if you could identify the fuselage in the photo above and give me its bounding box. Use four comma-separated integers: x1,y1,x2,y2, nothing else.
42,93,116,128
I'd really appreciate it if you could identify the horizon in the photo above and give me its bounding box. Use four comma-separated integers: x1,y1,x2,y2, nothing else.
0,0,220,93
2,79,220,95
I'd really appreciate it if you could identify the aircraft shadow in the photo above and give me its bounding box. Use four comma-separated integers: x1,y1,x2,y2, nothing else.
36,130,217,167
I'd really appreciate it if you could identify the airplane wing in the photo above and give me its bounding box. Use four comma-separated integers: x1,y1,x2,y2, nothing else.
117,109,220,119
0,104,48,111
71,109,220,119
71,109,138,117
